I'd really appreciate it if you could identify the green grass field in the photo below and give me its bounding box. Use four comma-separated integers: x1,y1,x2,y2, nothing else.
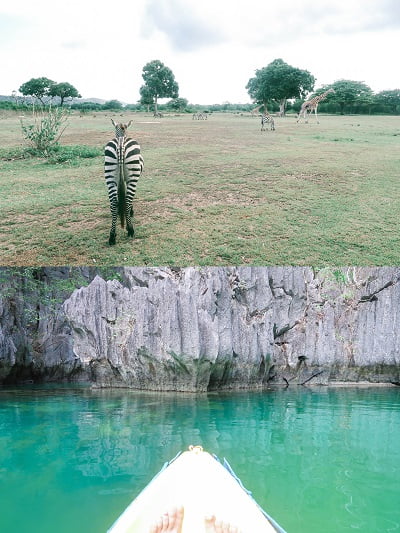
0,110,399,266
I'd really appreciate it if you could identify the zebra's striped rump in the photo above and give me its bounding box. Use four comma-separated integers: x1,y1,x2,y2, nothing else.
104,122,144,245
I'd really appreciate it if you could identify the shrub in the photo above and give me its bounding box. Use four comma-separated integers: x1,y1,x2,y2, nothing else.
20,107,69,157
46,145,102,165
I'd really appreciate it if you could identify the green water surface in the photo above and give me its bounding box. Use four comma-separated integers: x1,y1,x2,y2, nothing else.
0,386,399,533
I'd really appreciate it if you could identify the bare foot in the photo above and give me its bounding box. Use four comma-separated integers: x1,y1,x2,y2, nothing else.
205,515,240,533
149,506,184,533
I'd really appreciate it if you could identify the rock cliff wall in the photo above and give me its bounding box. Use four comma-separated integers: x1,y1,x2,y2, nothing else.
0,267,399,390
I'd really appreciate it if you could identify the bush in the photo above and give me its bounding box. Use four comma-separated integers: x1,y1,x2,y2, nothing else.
0,101,14,110
20,107,69,156
0,147,32,161
46,145,102,165
104,99,123,110
1,144,102,165
70,102,103,112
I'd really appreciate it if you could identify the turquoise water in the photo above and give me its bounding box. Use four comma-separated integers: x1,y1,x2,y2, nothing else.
0,386,399,533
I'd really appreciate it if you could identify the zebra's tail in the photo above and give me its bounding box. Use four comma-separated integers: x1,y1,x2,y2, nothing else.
117,165,126,228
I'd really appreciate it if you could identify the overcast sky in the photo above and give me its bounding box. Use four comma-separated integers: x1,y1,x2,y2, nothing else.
1,0,399,104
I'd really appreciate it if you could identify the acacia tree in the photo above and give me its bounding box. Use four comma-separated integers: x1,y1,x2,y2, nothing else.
19,77,55,106
329,80,374,114
48,82,81,106
140,60,179,114
246,59,315,116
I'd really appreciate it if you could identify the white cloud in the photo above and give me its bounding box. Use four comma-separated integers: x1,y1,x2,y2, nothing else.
143,0,225,51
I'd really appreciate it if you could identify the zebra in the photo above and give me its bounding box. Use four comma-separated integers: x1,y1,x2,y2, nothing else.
104,119,144,245
260,112,275,131
192,112,207,120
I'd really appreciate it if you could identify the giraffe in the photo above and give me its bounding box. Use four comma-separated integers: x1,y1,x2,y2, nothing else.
250,104,263,117
297,88,335,124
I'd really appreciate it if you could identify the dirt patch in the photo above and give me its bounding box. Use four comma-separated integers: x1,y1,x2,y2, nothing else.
0,246,39,266
63,219,105,231
10,204,106,230
61,131,108,147
138,188,264,215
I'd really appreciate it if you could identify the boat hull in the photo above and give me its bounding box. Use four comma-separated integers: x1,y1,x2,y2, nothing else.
108,446,285,533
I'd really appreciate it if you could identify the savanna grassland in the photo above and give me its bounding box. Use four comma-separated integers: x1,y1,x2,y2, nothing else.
0,110,399,266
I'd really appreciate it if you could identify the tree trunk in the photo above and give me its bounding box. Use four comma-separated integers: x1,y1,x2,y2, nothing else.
154,96,158,115
279,99,286,117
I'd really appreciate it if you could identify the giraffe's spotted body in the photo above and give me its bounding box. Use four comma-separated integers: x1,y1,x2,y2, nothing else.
297,88,335,123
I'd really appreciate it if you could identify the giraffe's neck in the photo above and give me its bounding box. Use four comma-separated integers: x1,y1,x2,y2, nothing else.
314,90,332,104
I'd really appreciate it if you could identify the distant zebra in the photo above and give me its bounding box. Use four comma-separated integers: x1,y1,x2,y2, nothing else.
260,112,275,131
192,112,207,120
104,119,144,245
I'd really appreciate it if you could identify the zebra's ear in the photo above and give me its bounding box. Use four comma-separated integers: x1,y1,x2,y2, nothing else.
126,120,132,128
111,118,117,127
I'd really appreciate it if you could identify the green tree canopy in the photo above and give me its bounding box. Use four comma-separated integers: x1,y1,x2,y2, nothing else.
104,99,123,110
48,82,81,106
168,97,188,112
246,59,315,116
139,85,155,111
19,77,55,105
329,79,374,114
140,60,179,114
374,89,400,114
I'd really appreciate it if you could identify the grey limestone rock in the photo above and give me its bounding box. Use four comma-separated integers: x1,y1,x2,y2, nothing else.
0,267,399,389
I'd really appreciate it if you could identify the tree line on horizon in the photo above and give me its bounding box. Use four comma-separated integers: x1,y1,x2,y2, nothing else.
3,59,400,115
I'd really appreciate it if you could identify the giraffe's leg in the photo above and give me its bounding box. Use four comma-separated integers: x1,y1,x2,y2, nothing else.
315,105,319,124
297,108,304,123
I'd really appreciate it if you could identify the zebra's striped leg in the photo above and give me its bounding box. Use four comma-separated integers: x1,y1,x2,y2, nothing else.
109,197,118,245
125,179,138,238
126,202,134,237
